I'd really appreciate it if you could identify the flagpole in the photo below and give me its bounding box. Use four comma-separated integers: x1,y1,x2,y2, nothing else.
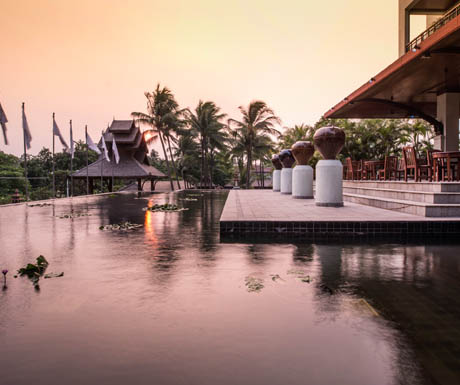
22,103,29,201
100,130,103,193
70,119,73,197
111,148,114,192
85,125,89,195
52,113,55,199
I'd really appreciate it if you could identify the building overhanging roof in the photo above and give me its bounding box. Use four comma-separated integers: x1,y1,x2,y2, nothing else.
324,9,460,134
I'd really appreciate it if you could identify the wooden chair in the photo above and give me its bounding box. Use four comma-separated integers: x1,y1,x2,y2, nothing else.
378,156,398,180
346,158,364,180
402,146,432,182
396,158,405,180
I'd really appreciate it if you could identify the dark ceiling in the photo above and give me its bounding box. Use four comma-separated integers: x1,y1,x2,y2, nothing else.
408,0,459,14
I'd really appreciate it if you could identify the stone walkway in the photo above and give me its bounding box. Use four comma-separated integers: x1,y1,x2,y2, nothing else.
220,190,460,237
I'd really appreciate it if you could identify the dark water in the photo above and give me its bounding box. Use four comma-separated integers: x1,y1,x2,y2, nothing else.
1,191,460,385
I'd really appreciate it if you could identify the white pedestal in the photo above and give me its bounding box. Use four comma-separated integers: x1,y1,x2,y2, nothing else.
315,160,343,207
292,165,313,199
280,168,293,194
272,170,281,192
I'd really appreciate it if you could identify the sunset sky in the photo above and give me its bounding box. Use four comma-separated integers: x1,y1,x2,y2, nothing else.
0,0,426,156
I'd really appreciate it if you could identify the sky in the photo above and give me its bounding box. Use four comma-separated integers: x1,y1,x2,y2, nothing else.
0,0,427,156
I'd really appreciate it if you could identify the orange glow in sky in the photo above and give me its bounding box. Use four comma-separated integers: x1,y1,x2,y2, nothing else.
1,0,411,155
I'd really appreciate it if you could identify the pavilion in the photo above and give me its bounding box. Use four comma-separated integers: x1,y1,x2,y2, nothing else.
72,120,165,192
325,0,460,152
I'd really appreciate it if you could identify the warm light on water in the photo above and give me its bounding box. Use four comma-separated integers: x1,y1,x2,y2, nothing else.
0,191,459,385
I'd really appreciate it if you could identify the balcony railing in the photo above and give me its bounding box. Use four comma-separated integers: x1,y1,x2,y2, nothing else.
406,3,460,52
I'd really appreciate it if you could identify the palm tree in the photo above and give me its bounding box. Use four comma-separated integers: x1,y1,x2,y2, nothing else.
186,101,226,188
132,84,183,191
278,123,314,150
228,101,280,189
174,128,200,188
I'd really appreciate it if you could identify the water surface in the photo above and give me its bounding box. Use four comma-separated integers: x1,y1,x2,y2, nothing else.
1,191,459,385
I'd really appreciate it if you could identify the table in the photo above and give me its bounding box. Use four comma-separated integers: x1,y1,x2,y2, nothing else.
432,152,460,181
364,160,384,180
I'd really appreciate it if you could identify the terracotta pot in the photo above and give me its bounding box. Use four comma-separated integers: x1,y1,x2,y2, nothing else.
279,149,296,168
271,155,282,170
291,141,315,165
313,126,345,160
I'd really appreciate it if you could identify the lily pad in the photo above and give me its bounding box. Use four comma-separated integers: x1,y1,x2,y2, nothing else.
100,221,143,231
17,255,49,289
44,272,64,279
144,203,189,212
245,276,264,293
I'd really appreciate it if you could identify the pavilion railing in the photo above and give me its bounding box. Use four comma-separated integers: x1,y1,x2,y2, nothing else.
406,3,460,53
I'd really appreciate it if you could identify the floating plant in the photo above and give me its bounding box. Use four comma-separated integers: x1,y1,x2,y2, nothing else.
58,210,91,219
2,269,7,289
17,255,48,289
143,203,189,212
99,221,143,231
28,203,52,207
245,276,264,293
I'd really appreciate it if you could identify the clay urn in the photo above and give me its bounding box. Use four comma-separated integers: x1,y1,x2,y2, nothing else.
291,141,315,166
313,126,345,160
271,155,282,170
278,149,296,168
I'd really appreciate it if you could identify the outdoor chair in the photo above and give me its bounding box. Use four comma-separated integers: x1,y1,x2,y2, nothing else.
346,158,364,180
396,158,405,180
402,146,432,182
377,156,398,180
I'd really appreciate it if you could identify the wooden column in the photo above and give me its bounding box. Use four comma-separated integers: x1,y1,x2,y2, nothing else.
89,179,94,194
150,179,155,191
137,178,142,192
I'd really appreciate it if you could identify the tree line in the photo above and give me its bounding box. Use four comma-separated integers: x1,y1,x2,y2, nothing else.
0,83,437,203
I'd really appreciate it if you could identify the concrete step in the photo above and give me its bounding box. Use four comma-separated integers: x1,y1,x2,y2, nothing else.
344,193,460,217
343,180,460,193
343,186,460,204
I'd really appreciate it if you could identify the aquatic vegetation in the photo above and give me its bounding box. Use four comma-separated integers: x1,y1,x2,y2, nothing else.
245,276,264,293
270,274,284,282
99,221,143,231
17,255,49,289
44,272,64,279
186,194,203,197
179,198,198,201
2,269,7,288
28,203,52,207
144,203,189,212
58,210,91,219
287,269,311,283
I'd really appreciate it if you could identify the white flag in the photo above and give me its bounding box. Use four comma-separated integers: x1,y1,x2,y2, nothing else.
0,103,8,145
86,132,101,154
22,104,32,150
53,115,69,149
101,132,110,162
70,120,74,159
112,137,120,164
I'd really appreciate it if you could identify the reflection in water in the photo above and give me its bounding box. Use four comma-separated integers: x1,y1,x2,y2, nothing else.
0,191,459,385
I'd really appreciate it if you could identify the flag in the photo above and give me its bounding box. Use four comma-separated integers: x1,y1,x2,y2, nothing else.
0,103,8,145
70,120,74,159
22,104,32,149
86,132,101,155
101,132,110,162
112,136,120,164
53,115,69,149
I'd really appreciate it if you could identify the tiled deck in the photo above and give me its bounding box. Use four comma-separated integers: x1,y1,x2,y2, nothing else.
220,190,460,238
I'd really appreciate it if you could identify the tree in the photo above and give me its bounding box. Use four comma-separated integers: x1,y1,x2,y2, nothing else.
278,123,314,150
186,101,227,188
228,101,280,188
132,84,183,190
